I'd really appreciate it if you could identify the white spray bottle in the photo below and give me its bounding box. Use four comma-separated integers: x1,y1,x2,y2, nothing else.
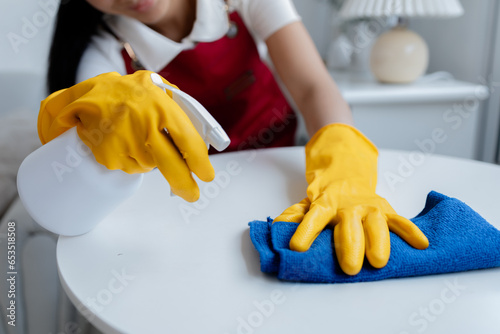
17,73,230,236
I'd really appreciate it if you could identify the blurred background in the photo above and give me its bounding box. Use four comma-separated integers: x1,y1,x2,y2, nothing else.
0,0,499,333
1,0,499,162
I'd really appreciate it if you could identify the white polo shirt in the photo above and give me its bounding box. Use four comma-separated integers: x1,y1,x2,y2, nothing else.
76,0,301,83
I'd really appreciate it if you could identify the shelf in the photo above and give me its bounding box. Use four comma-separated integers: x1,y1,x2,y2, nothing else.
331,70,490,105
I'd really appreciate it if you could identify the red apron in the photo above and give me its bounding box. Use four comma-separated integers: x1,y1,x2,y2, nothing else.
122,12,297,153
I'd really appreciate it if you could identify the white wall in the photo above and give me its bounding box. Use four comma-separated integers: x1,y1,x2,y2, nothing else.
0,0,57,116
292,0,336,59
0,0,56,72
485,3,500,163
410,0,495,83
411,0,500,163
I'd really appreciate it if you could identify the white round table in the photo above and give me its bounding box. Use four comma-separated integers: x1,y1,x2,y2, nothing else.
57,147,500,334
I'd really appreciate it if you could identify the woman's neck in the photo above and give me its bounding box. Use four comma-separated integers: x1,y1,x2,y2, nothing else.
149,0,197,42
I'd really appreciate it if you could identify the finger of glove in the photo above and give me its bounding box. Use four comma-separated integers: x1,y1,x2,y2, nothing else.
159,97,214,182
74,124,149,174
92,146,151,174
112,153,154,174
147,131,200,202
289,197,331,252
363,210,390,269
273,198,311,223
387,214,429,249
334,209,365,276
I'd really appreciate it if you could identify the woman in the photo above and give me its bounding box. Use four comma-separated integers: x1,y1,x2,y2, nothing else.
42,0,428,275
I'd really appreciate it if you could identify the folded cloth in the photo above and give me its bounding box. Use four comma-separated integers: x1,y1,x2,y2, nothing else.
248,191,500,283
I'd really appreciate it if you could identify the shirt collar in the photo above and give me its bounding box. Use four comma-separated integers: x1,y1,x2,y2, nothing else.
104,0,229,72
189,0,229,43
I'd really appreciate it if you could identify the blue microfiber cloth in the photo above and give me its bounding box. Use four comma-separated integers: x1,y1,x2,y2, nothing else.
248,191,500,283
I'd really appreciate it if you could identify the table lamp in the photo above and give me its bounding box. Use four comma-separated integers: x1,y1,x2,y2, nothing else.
339,0,464,83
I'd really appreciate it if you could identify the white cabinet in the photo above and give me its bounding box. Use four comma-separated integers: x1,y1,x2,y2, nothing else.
332,71,489,160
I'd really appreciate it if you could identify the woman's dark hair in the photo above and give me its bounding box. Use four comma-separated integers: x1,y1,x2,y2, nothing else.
47,0,104,93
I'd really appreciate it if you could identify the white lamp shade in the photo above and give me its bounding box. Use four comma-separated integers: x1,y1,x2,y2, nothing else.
340,0,464,19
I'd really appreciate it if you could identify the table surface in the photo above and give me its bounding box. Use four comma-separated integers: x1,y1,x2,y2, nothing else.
57,147,500,334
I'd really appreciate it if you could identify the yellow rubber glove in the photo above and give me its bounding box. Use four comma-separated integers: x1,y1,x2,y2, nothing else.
274,123,429,275
38,70,214,202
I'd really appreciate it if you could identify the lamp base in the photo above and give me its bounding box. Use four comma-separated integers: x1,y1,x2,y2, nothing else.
370,26,429,84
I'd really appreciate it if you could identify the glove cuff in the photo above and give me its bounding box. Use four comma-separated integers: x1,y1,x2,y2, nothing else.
304,123,379,188
307,123,378,154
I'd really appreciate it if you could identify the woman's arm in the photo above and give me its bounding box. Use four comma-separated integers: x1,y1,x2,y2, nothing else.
265,21,354,136
267,22,429,276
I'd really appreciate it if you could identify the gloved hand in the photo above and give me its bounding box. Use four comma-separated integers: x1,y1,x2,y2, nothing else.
38,70,214,202
274,123,429,275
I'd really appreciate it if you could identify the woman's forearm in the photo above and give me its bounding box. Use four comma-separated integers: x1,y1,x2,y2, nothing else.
294,76,353,136
266,21,354,138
